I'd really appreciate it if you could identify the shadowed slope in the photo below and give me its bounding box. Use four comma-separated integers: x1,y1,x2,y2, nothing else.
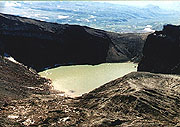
0,13,149,72
138,24,180,74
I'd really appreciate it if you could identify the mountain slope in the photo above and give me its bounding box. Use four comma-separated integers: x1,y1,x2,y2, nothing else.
0,39,180,126
0,57,50,107
0,13,149,71
76,72,180,126
1,71,180,126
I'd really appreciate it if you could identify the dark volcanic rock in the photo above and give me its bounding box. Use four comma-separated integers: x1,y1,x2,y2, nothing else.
138,24,180,74
0,13,149,72
106,32,148,63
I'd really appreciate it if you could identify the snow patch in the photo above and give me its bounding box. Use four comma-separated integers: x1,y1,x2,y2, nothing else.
6,57,20,64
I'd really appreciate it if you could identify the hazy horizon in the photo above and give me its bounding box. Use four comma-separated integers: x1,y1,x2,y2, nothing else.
102,1,180,11
0,1,180,33
1,1,180,10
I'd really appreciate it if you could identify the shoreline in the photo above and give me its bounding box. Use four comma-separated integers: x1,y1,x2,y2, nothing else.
39,62,137,97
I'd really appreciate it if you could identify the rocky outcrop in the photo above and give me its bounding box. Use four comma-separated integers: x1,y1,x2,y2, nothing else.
138,24,180,74
0,13,149,72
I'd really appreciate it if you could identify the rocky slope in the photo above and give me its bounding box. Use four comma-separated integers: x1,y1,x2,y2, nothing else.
1,70,180,126
106,32,148,63
0,13,149,71
138,24,180,74
76,72,180,126
0,57,50,107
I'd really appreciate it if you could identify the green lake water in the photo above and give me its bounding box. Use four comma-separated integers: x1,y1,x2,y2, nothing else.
39,63,137,97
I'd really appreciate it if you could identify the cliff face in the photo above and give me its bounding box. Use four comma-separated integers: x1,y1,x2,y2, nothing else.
106,32,148,63
138,24,180,74
0,13,149,71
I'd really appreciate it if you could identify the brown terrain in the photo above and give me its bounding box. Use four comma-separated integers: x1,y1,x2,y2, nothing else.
0,14,180,127
0,57,180,126
0,57,50,107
